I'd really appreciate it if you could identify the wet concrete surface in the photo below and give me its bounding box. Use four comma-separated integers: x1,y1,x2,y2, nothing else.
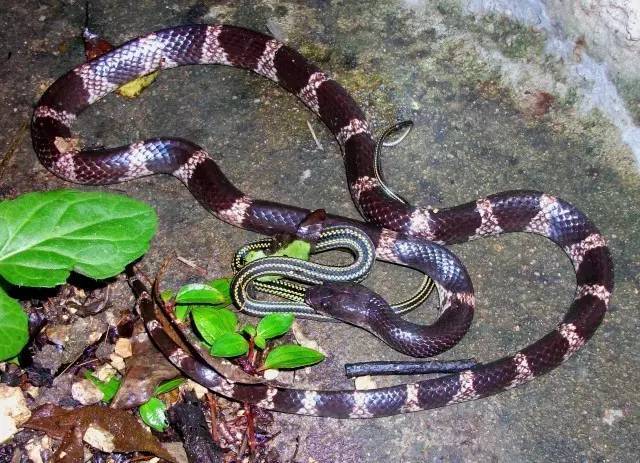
1,1,638,462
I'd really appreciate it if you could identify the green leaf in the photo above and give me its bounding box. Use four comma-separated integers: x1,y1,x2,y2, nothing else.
205,278,232,306
153,377,185,396
0,190,157,287
254,335,266,350
245,240,311,282
175,305,191,321
257,313,294,340
210,332,249,358
244,249,267,263
160,289,174,303
139,397,168,432
84,371,121,403
277,240,311,260
262,345,324,370
241,324,257,337
175,283,227,305
0,287,28,361
192,306,237,344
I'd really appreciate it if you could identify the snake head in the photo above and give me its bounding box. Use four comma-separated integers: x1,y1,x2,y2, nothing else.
296,209,327,242
304,282,374,326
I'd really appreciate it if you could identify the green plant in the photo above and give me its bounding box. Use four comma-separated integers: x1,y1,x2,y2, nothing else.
139,377,186,432
170,272,324,371
84,370,122,403
0,189,157,361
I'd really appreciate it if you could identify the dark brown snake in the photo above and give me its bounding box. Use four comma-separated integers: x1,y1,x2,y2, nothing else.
30,25,613,418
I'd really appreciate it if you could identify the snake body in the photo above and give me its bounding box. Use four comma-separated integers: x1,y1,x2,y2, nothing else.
31,25,613,418
231,224,377,321
231,220,435,320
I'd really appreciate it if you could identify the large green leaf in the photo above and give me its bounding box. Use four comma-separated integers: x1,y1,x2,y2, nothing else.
256,313,294,341
262,345,324,370
0,190,157,287
0,287,28,361
175,283,227,305
192,306,237,345
205,278,232,306
210,332,249,358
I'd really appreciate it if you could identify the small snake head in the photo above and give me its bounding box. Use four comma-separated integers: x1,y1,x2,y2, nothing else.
304,282,374,326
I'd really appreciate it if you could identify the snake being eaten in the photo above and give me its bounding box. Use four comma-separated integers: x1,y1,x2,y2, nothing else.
31,24,613,418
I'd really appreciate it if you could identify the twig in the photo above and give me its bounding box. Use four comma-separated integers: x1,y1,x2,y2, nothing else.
54,329,109,378
237,431,249,460
132,264,154,291
306,120,323,150
176,255,208,277
290,435,300,463
344,358,479,377
207,393,220,444
244,403,257,456
247,337,256,366
151,253,176,308
129,456,155,462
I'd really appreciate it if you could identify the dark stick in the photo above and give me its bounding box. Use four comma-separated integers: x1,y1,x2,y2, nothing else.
344,358,479,378
169,391,224,463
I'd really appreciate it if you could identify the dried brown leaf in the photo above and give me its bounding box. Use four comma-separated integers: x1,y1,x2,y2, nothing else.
24,404,176,462
111,329,180,409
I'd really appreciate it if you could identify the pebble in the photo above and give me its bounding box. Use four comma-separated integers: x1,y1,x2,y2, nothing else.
0,384,32,443
114,337,133,358
71,379,103,405
84,424,115,452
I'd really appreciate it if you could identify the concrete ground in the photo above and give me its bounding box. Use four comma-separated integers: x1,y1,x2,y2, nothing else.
1,1,638,462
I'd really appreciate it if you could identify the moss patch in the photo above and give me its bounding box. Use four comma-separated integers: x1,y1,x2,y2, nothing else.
616,77,640,125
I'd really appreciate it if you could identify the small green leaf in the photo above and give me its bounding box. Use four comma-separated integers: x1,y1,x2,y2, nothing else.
254,335,266,350
242,325,257,337
175,304,191,321
0,189,157,287
139,397,168,432
263,345,324,370
205,278,232,306
278,240,311,260
244,249,267,263
210,332,249,358
160,289,174,303
84,371,121,403
175,283,227,305
192,306,237,344
0,287,28,361
257,313,294,340
245,240,311,282
153,377,185,396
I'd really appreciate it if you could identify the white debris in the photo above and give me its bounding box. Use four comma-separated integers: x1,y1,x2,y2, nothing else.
114,337,133,358
0,385,31,443
263,368,279,380
354,375,377,390
182,379,209,399
71,379,103,405
602,408,625,426
109,353,126,372
95,363,118,382
84,424,115,453
25,436,51,463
